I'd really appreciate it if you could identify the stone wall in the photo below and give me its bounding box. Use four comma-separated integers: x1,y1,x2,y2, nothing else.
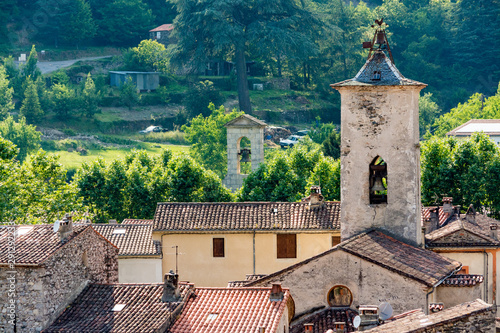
426,306,495,333
0,227,118,333
252,250,427,315
336,85,424,246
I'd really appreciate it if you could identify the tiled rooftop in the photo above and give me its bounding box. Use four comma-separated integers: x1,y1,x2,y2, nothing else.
153,202,340,231
149,23,174,32
339,231,461,287
425,219,499,247
0,224,91,266
92,224,161,256
43,282,193,333
121,219,153,225
442,274,484,287
169,287,291,333
421,206,450,227
248,230,461,288
289,307,358,333
365,299,493,332
331,51,426,87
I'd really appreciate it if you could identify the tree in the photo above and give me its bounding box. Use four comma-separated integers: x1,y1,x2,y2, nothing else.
81,73,100,117
322,130,341,159
419,92,441,137
97,0,154,46
20,77,43,123
0,116,41,162
171,0,319,112
51,83,76,119
21,45,41,80
306,157,341,201
182,103,243,178
128,39,170,73
58,0,97,48
120,76,141,110
183,80,224,119
0,65,14,120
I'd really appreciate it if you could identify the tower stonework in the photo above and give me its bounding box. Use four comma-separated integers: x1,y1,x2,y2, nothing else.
331,50,426,246
223,114,267,191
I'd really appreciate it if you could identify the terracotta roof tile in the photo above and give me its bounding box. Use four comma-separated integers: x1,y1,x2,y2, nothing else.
170,287,290,333
425,219,499,247
43,282,193,333
365,299,494,332
0,225,90,266
149,24,174,32
92,224,160,256
442,274,484,287
290,307,358,333
421,206,450,226
429,303,444,313
121,219,153,225
227,274,268,287
339,231,461,287
153,202,340,232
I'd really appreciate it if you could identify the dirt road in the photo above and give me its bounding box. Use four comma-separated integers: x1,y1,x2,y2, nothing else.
35,56,113,74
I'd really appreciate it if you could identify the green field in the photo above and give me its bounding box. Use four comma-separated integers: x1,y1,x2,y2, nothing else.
51,143,190,169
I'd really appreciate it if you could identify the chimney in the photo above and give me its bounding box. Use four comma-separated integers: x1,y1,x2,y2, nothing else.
270,283,284,301
429,207,440,231
109,219,117,224
58,214,73,241
161,270,180,302
304,323,313,332
303,185,324,209
490,224,498,241
334,322,346,333
465,205,476,224
258,328,265,333
442,197,453,214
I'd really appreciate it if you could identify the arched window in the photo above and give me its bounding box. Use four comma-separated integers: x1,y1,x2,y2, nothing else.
328,285,353,307
369,156,387,204
237,137,251,174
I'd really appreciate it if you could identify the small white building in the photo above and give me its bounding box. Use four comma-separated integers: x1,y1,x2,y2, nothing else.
93,223,162,283
446,119,500,144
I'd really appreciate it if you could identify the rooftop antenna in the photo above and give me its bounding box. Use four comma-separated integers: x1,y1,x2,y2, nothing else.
363,19,394,64
378,302,393,321
53,219,61,233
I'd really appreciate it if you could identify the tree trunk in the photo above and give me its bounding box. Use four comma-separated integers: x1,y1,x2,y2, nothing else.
277,52,282,77
235,45,252,113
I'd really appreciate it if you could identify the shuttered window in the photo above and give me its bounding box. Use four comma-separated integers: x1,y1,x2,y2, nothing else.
277,234,296,258
332,236,341,247
213,238,225,257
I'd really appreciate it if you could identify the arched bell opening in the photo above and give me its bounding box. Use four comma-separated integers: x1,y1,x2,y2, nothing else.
237,136,251,175
369,156,387,204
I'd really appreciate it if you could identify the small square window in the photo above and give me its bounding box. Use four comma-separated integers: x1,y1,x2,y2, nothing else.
213,238,224,257
372,71,381,80
332,236,341,247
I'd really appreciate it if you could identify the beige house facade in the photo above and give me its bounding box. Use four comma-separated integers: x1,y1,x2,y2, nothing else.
152,200,341,287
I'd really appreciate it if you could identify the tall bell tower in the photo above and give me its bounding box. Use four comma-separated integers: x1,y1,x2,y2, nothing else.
331,21,426,246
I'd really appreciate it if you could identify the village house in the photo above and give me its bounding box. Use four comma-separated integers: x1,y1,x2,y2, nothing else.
0,217,118,332
43,272,193,332
423,200,500,309
92,223,162,283
447,119,500,144
152,198,341,287
149,24,175,45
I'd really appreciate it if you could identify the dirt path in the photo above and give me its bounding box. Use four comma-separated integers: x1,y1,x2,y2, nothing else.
35,56,113,74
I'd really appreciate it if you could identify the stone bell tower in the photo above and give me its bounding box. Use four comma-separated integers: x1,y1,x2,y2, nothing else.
331,21,426,246
223,114,267,191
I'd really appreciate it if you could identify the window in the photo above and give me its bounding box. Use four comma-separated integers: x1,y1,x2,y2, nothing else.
327,285,353,307
369,156,387,204
332,236,341,247
458,266,469,274
213,238,224,257
156,32,161,39
277,234,296,258
372,71,381,80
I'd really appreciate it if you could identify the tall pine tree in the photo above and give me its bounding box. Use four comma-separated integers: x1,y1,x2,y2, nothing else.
20,77,43,124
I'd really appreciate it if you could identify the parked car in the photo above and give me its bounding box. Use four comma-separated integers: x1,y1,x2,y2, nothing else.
280,135,302,148
139,126,167,134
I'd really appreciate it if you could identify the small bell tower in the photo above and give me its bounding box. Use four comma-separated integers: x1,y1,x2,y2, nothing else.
331,20,427,246
223,114,267,191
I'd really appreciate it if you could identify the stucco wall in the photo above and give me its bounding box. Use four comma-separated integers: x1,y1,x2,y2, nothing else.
433,250,494,304
337,86,424,246
252,250,428,315
158,232,337,287
118,257,162,283
436,285,482,309
0,228,118,333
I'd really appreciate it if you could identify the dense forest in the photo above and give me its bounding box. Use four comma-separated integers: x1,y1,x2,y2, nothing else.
0,0,498,115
